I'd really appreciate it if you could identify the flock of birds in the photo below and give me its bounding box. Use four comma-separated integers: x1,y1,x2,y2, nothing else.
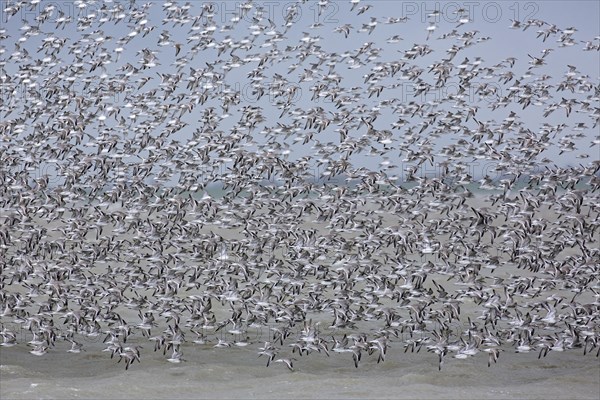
0,0,599,373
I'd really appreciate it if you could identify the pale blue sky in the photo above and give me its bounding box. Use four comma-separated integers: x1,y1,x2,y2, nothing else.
1,1,598,184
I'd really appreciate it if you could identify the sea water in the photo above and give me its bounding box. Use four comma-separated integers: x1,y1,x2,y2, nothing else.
1,341,599,399
1,197,599,399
